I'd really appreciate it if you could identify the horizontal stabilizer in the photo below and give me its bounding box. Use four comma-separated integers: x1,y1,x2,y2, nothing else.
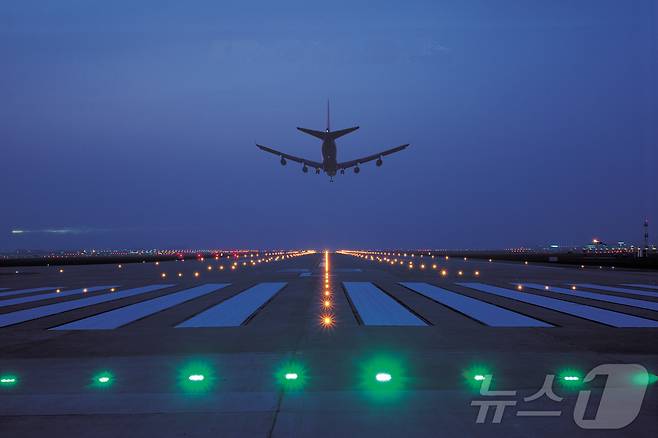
296,127,326,140
329,126,359,139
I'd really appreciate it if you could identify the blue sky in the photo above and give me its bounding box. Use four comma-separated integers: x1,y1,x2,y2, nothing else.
1,1,656,250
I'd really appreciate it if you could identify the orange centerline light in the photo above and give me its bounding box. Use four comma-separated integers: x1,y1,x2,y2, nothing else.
320,313,335,328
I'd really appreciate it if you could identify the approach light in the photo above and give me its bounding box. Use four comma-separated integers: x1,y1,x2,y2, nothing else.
571,286,577,290
83,288,88,293
161,273,167,278
474,271,480,276
441,270,447,276
375,372,392,382
59,269,64,273
458,270,463,276
517,285,523,291
56,289,61,293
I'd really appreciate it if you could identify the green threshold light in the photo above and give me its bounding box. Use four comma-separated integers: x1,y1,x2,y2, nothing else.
91,371,114,388
275,361,308,390
0,375,17,387
558,368,583,389
359,355,407,401
179,361,215,393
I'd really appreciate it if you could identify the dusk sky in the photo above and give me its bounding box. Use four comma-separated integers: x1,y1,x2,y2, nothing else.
1,1,656,250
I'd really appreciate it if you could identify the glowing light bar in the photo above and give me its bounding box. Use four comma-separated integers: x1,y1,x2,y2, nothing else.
563,376,580,381
188,374,205,382
285,373,298,380
474,374,486,381
375,372,392,382
0,377,17,384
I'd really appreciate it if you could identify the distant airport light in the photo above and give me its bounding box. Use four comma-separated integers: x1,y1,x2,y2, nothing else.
458,270,463,276
118,264,122,268
56,289,61,293
375,372,392,383
194,272,200,277
324,291,331,297
544,285,550,290
59,269,64,273
161,273,167,278
83,288,88,293
207,266,212,271
524,261,528,265
488,259,493,262
474,271,480,276
441,270,447,276
517,285,523,291
571,286,577,290
110,288,116,292
323,300,332,308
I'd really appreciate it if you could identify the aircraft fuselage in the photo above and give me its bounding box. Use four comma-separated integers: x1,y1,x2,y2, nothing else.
321,134,338,177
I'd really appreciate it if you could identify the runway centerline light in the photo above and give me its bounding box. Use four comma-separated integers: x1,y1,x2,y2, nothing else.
375,372,392,382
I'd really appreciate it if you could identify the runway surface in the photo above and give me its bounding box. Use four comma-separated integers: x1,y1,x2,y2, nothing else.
0,252,657,437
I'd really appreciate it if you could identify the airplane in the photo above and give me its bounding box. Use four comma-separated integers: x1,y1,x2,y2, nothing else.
256,102,409,182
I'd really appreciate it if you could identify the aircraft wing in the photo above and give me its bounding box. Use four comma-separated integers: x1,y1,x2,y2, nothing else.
337,144,409,169
256,144,323,169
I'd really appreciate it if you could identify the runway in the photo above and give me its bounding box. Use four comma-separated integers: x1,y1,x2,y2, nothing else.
0,251,657,437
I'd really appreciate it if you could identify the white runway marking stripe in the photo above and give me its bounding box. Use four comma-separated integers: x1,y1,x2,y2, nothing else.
0,284,174,328
344,282,426,326
519,283,658,312
0,286,118,308
51,283,230,330
574,284,658,298
622,284,658,291
176,282,286,328
0,287,64,299
458,283,658,328
401,282,551,327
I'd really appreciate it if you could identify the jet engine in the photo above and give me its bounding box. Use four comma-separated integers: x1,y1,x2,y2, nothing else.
280,157,287,166
376,157,383,167
354,166,360,174
302,164,308,173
